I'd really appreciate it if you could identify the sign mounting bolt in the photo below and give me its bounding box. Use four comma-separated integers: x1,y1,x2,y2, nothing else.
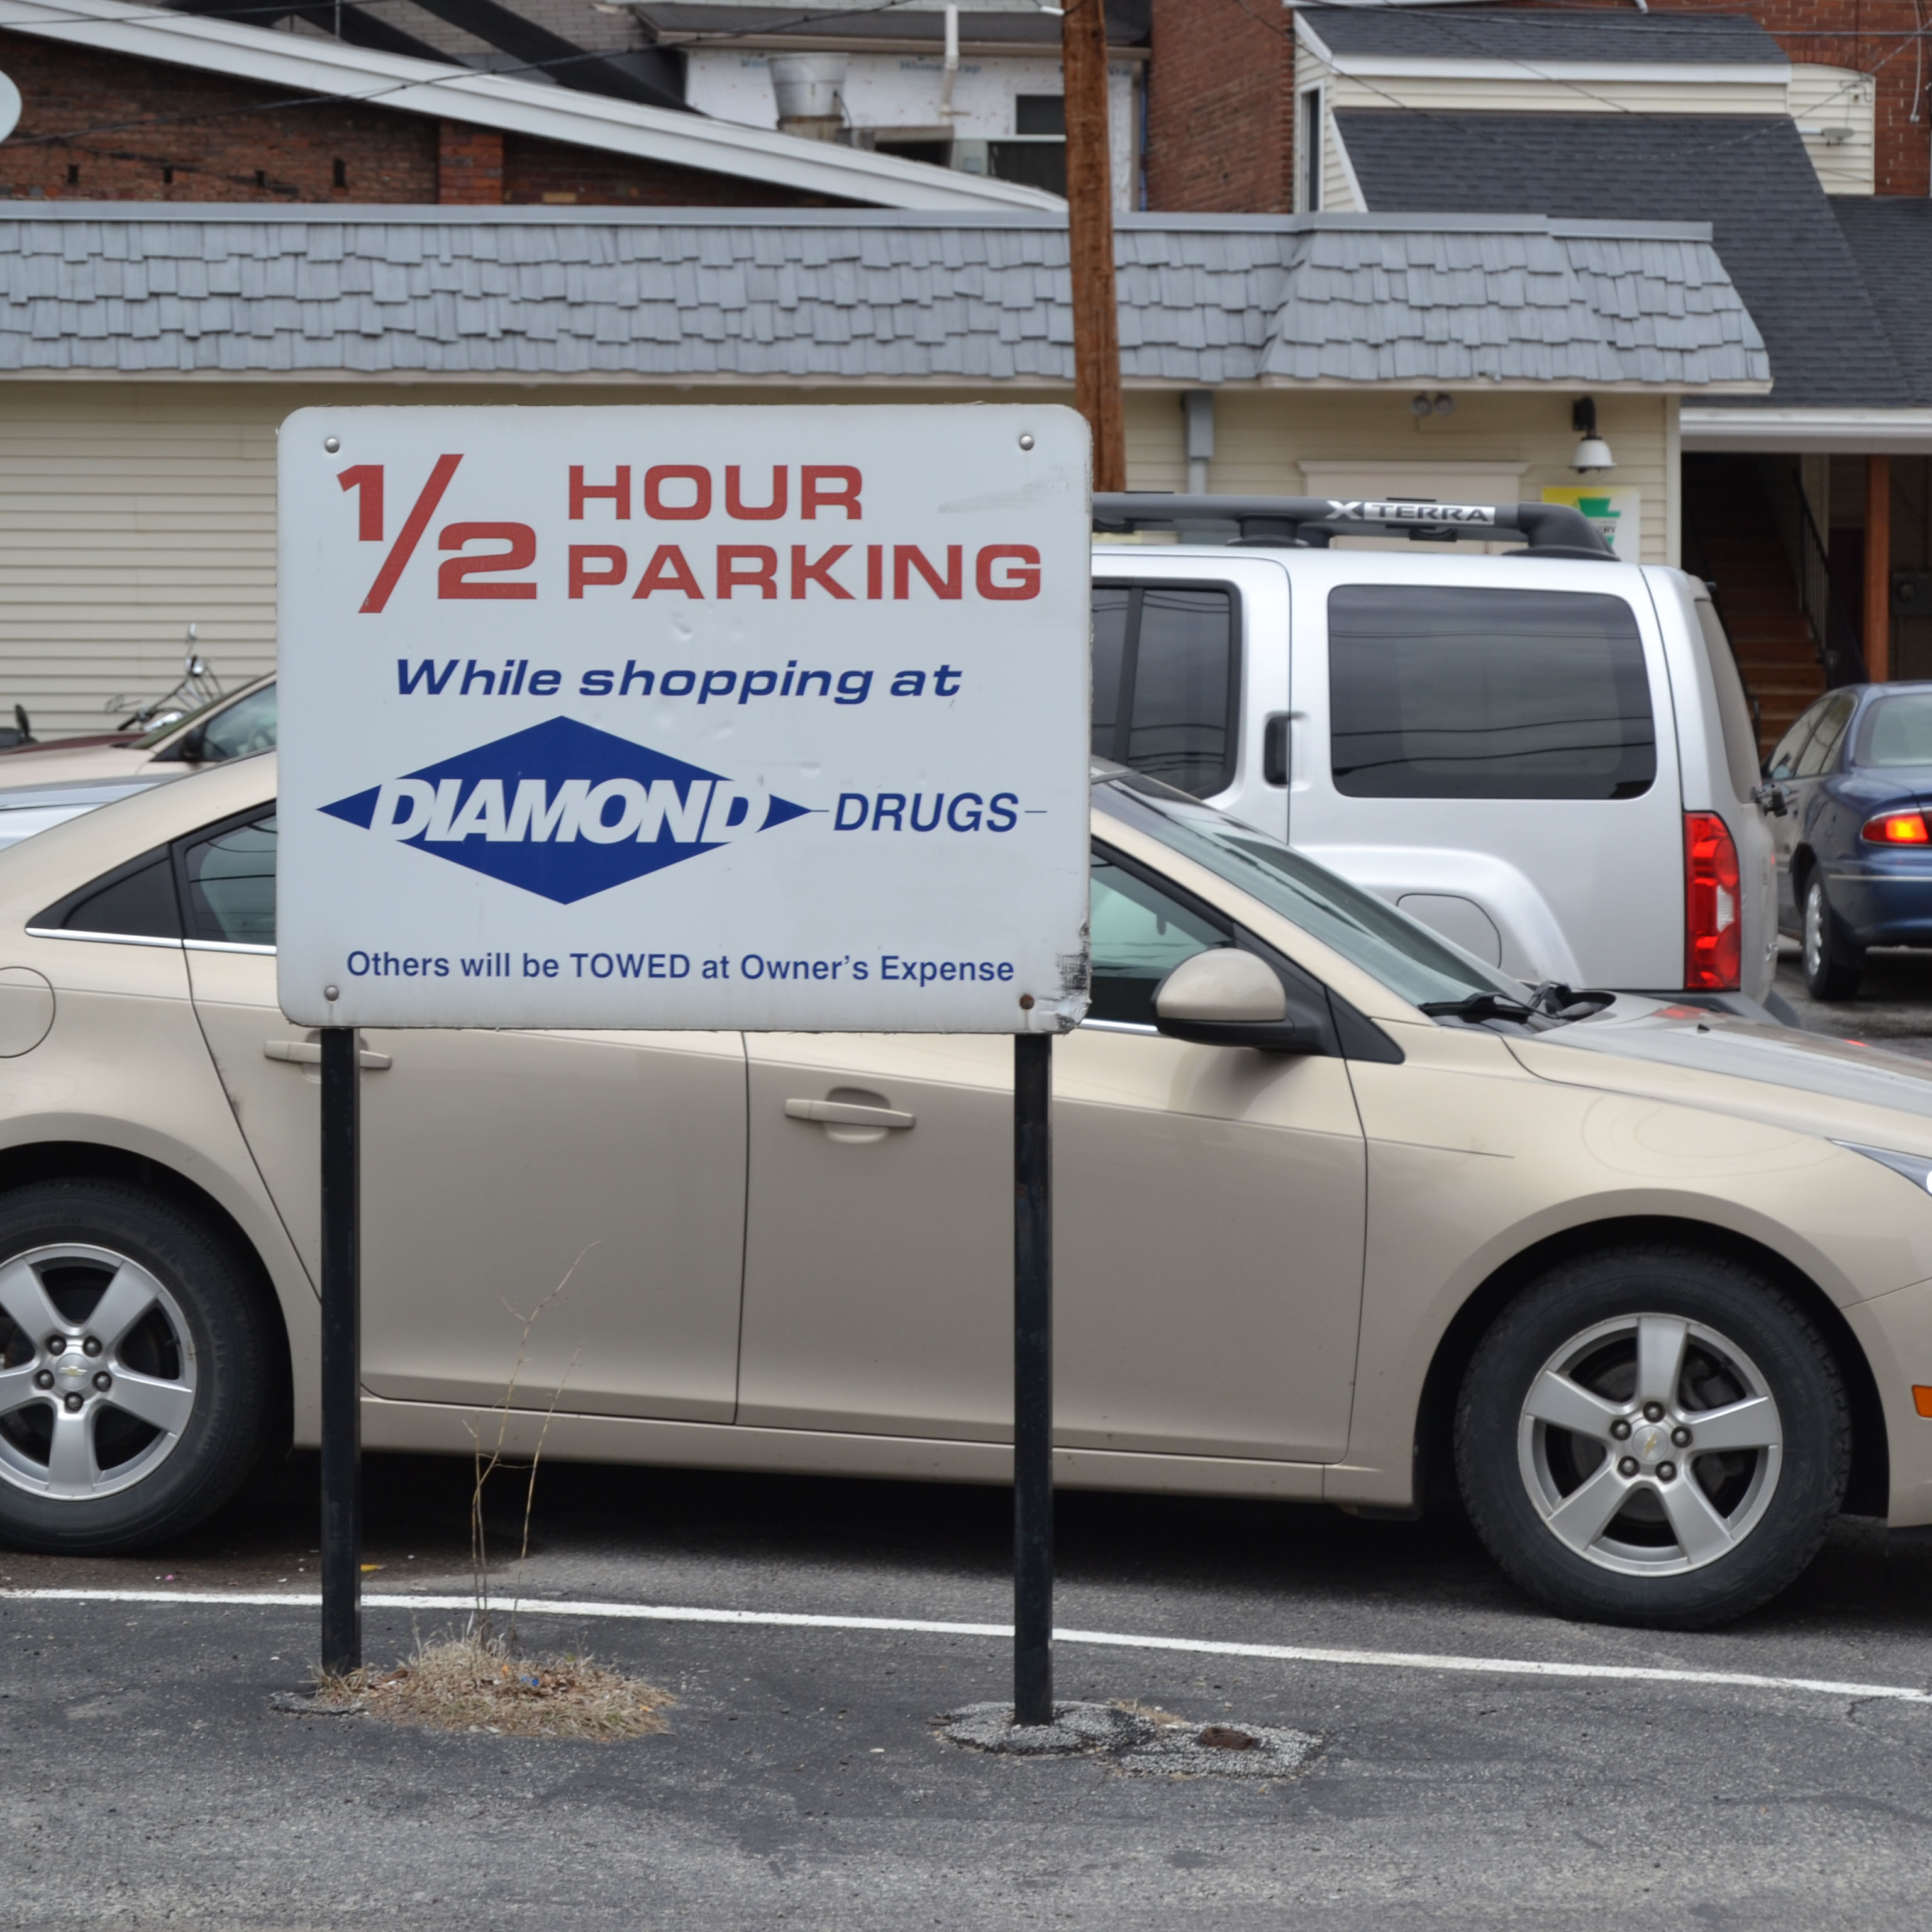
1018,433,1035,450
1018,993,1035,1009
324,984,340,1002
324,436,340,454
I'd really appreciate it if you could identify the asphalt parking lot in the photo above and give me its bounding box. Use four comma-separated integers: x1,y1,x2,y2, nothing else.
8,1437,1932,1932
1775,939,1932,1055
6,952,1932,1932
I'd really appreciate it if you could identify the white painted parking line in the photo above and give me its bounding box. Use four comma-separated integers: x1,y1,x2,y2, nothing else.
6,1587,1929,1707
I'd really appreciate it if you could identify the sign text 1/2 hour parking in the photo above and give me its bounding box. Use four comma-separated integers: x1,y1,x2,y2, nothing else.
276,405,1093,1033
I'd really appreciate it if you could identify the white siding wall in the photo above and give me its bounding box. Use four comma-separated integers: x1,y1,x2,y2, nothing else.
0,380,1674,735
1125,387,1674,565
0,387,279,738
1788,64,1876,194
685,50,1142,211
1318,92,1364,213
1299,49,1791,121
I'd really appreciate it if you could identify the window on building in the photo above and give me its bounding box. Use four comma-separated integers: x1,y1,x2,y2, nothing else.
1299,87,1323,213
992,94,1067,195
874,136,953,167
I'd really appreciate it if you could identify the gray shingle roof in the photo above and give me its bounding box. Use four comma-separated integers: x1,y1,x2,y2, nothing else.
0,205,1767,389
1301,7,1784,67
1830,199,1932,406
1335,109,1899,408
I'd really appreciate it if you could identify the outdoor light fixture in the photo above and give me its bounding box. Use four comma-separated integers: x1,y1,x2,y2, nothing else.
1411,392,1455,418
1571,397,1616,472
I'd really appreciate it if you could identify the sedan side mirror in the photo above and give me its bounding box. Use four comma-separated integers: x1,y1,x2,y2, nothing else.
1153,948,1322,1053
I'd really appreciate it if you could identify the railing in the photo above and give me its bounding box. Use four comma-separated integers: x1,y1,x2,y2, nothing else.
1773,466,1867,688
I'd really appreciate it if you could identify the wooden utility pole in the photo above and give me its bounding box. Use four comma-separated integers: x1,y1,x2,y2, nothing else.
1062,0,1124,491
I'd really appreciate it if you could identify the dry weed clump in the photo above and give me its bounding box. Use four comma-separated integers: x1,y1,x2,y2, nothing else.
314,1632,672,1740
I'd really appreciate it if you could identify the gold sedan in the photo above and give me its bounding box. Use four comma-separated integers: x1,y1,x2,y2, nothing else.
1,752,1929,1629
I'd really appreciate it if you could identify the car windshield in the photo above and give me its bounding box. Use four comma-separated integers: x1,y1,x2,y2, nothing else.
1095,770,1532,1010
196,683,277,762
1859,692,1932,767
135,691,229,750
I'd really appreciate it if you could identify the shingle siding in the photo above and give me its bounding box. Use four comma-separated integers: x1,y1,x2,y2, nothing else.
0,206,1769,389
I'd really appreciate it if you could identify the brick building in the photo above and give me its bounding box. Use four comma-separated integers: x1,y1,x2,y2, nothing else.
1146,0,1932,214
0,0,1067,211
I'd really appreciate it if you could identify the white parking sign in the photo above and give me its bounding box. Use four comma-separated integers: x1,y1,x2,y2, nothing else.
276,405,1092,1031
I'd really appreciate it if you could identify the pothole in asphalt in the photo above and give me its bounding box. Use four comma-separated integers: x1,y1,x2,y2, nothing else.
940,1701,1318,1777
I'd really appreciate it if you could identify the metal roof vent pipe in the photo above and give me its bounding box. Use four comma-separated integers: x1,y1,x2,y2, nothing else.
770,53,850,142
1571,396,1616,474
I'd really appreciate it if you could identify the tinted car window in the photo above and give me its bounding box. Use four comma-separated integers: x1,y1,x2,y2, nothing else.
33,848,181,940
1692,600,1762,802
179,813,276,945
1766,699,1828,780
1859,694,1932,766
197,684,277,763
1795,693,1856,777
1091,586,1130,762
1328,586,1656,800
1087,850,1230,1024
1089,584,1238,799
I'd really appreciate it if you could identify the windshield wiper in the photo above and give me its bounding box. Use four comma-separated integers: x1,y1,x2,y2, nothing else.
1420,982,1617,1026
1419,991,1536,1024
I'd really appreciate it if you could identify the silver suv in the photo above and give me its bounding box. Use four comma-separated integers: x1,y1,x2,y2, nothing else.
1091,496,1779,1015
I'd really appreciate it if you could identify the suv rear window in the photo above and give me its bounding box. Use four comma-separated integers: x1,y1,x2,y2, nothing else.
1091,583,1238,799
1327,586,1657,800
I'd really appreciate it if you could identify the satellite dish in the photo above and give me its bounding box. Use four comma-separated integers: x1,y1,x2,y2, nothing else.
0,75,20,146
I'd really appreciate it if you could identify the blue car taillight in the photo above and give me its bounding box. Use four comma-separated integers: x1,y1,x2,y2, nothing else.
1860,811,1932,845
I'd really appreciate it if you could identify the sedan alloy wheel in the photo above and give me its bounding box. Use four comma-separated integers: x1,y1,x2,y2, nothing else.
1516,1312,1781,1576
1457,1246,1848,1627
0,1242,198,1499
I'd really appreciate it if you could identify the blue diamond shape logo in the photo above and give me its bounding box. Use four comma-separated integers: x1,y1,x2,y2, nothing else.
321,716,809,906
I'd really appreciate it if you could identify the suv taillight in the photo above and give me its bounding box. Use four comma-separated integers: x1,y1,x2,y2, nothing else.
1685,812,1741,991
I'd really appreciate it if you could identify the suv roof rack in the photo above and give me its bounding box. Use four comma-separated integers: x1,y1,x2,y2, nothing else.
1091,494,1614,560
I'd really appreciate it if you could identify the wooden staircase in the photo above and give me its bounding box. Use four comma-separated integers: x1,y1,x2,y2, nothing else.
1684,458,1828,758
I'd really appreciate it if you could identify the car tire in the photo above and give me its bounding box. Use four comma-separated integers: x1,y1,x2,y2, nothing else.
1454,1246,1848,1629
1802,874,1863,1001
0,1180,274,1554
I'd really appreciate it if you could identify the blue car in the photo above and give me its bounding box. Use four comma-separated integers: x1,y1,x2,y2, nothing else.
1765,682,1932,999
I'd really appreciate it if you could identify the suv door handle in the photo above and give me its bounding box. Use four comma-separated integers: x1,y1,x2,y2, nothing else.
264,1040,392,1071
784,1098,914,1129
1263,714,1291,786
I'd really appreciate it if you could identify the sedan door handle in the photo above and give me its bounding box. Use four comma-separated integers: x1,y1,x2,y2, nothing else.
784,1098,914,1129
264,1040,392,1071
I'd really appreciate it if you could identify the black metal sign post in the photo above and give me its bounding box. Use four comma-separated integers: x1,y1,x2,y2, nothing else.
318,1024,363,1677
1013,1031,1054,1726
